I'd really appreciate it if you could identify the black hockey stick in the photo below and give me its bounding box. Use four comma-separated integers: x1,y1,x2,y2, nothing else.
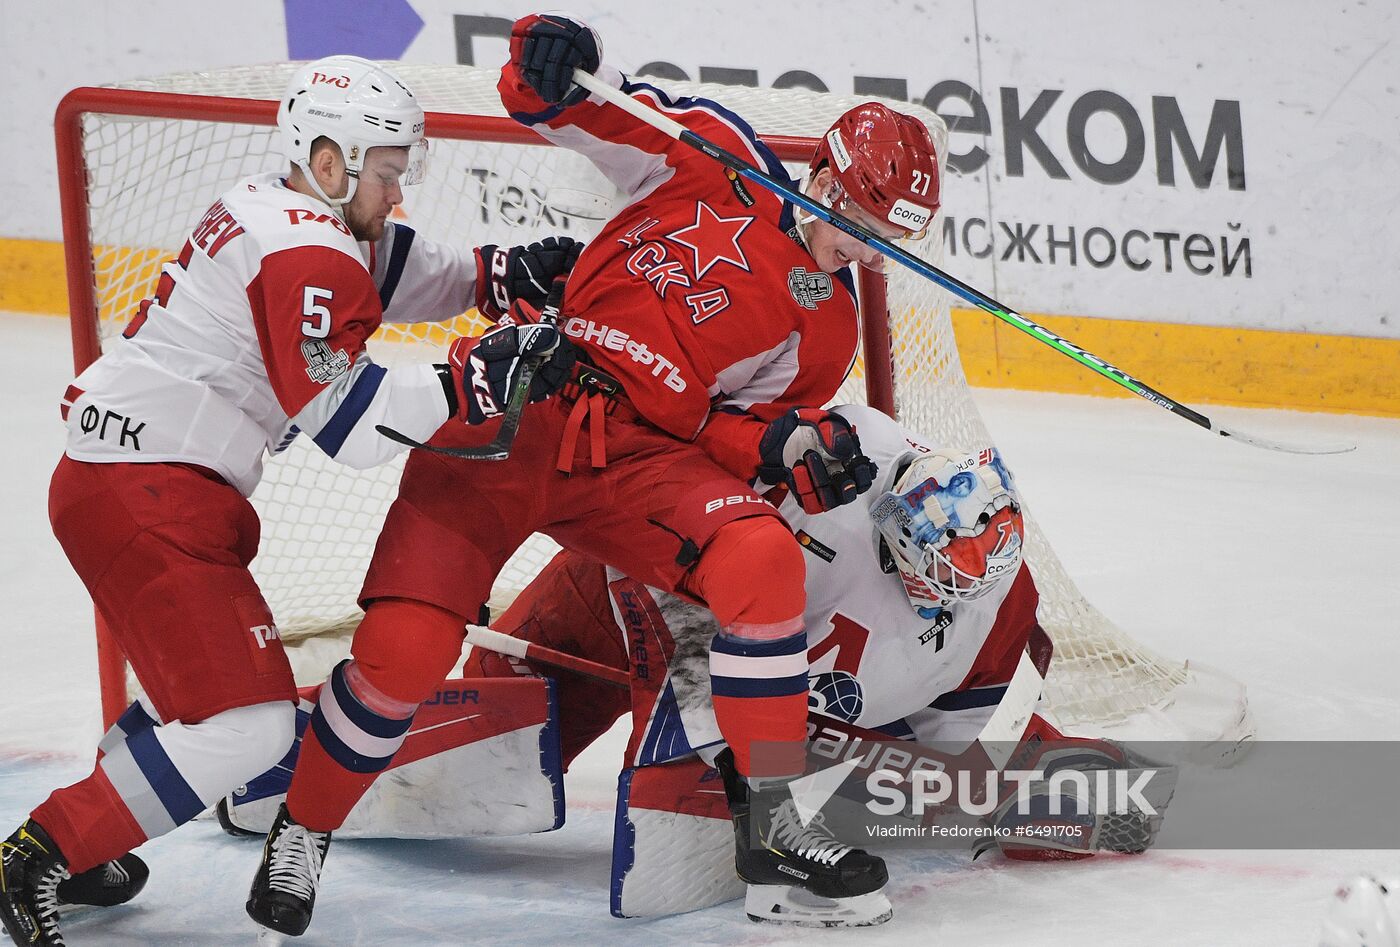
571,69,1353,456
377,276,567,461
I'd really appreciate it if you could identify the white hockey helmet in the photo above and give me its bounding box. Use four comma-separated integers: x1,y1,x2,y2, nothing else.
1320,875,1400,947
277,55,428,207
872,446,1024,612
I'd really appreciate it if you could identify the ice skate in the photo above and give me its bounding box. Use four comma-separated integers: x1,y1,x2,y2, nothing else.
1,820,70,946
56,853,149,908
717,749,892,927
246,804,331,937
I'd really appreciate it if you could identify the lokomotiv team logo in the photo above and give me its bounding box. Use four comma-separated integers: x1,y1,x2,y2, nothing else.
809,670,864,722
787,267,833,310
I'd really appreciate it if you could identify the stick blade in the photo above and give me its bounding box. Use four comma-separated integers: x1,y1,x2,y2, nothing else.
374,424,514,461
1217,425,1356,455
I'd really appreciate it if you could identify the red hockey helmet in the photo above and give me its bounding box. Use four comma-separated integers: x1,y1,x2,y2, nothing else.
809,103,939,235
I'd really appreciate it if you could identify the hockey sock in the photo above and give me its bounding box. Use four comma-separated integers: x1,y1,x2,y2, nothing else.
32,700,293,874
285,599,467,831
688,517,811,779
286,659,419,832
709,631,810,778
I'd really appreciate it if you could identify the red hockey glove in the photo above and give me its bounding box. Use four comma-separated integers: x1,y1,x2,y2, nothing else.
757,408,877,514
510,14,601,106
474,237,585,319
447,299,577,425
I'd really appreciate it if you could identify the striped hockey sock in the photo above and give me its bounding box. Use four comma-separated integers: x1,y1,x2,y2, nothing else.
285,659,416,833
709,631,810,779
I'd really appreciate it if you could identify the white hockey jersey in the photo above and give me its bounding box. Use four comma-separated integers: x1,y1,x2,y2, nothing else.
613,404,1037,762
61,171,477,496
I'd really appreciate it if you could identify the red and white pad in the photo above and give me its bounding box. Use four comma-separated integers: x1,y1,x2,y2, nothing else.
222,677,562,839
610,756,743,918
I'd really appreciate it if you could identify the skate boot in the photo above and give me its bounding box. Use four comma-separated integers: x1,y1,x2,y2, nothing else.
246,804,332,937
57,853,149,908
716,749,892,927
1,820,70,946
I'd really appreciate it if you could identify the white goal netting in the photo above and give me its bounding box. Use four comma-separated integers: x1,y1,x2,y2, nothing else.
61,63,1252,752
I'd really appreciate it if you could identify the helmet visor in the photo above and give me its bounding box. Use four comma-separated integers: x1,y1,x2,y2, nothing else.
403,138,429,186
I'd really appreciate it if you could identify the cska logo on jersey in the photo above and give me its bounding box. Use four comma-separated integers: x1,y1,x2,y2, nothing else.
665,202,753,278
786,267,834,310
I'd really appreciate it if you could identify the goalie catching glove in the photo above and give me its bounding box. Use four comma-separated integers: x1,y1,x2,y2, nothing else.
757,408,877,514
475,237,585,319
975,734,1177,862
447,298,578,426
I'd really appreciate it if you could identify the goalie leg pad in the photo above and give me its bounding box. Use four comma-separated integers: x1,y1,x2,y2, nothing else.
610,758,743,918
228,678,563,839
479,550,631,768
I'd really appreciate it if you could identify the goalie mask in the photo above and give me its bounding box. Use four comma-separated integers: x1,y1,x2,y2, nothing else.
872,446,1024,611
278,55,428,207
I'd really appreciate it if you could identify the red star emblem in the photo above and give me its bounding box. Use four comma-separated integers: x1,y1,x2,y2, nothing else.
665,202,754,279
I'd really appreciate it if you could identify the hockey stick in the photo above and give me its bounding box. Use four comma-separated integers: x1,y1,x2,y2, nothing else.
376,276,568,461
571,68,1353,457
465,622,630,687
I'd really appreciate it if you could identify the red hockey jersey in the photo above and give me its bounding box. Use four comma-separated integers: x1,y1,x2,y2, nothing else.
500,63,862,479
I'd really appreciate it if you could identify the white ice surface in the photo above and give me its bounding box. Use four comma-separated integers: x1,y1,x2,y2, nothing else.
1,312,1397,945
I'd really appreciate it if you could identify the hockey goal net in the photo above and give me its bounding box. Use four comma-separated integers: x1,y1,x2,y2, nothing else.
56,63,1252,757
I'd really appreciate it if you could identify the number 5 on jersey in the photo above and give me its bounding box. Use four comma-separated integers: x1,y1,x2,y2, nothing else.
298,286,349,383
301,286,334,338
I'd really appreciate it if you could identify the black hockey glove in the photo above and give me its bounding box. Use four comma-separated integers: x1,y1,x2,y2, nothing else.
475,237,585,319
757,408,877,514
510,13,601,106
447,299,578,426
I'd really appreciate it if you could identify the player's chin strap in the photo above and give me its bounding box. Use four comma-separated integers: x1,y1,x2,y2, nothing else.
295,159,356,210
789,171,830,253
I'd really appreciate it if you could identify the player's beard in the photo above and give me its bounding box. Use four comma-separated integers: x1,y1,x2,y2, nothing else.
344,202,387,242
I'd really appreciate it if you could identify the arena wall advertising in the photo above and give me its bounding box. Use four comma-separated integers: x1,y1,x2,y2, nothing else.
3,0,1396,412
